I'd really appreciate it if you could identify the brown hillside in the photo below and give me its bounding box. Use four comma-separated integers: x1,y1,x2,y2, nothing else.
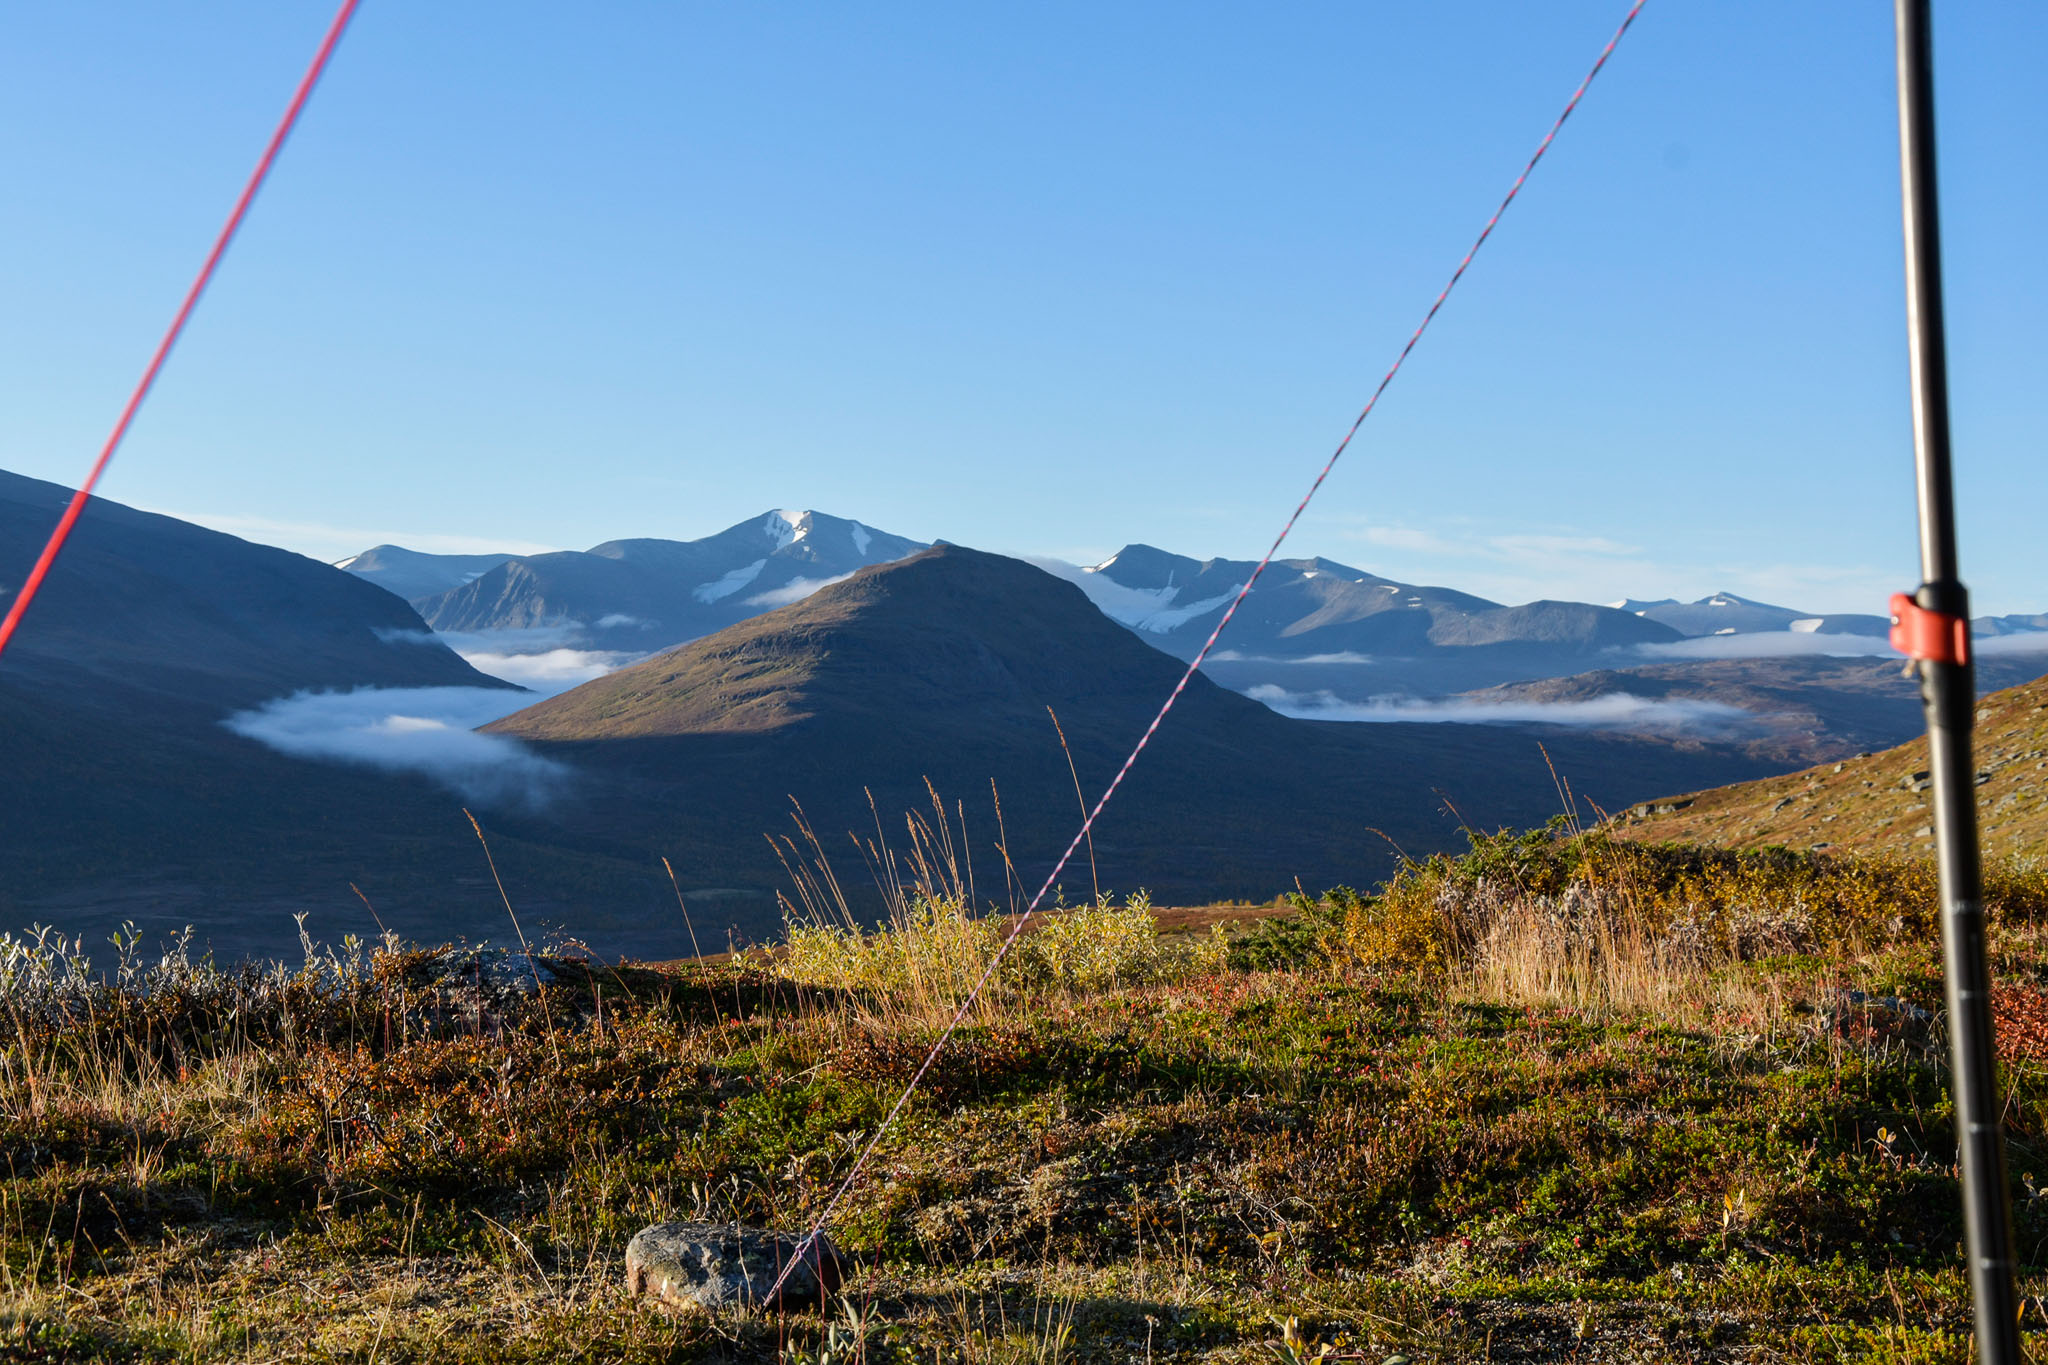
1614,672,2048,856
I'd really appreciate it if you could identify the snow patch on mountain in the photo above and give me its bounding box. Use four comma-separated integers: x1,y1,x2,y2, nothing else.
764,511,807,550
694,559,768,603
1131,589,1240,633
850,523,872,556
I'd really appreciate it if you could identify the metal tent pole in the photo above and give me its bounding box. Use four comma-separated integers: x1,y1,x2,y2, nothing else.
1890,2,2020,1358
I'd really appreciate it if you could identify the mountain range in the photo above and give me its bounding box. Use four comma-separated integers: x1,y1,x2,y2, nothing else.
1606,592,1888,638
350,511,926,655
338,512,2048,764
2,476,1798,962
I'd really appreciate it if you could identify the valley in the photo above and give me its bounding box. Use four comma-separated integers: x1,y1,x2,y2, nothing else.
4,470,2045,965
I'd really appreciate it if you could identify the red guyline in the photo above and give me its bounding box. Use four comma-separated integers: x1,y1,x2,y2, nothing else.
768,0,1651,1301
0,0,363,663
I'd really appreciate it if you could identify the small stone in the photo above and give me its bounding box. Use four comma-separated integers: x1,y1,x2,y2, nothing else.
625,1221,842,1312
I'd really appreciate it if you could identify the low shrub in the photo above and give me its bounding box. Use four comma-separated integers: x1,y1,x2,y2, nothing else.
1279,822,2048,1011
772,892,1225,1008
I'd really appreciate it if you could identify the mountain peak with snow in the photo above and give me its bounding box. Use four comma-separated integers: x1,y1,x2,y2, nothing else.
391,511,929,649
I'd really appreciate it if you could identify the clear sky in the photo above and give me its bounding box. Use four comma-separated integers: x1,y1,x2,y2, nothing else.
1,2,2041,614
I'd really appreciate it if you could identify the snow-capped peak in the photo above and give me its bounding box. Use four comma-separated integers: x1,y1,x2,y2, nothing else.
764,510,810,550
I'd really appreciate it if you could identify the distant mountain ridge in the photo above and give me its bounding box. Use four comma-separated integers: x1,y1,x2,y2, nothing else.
374,511,927,653
1608,592,1890,638
340,518,2047,679
334,546,519,604
1068,543,1679,655
337,515,2048,764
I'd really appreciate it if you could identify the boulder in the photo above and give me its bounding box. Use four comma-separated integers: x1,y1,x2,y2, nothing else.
624,1221,842,1312
423,945,556,996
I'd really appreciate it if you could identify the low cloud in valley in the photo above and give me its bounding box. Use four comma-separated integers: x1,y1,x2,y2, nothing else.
224,686,568,807
744,573,853,609
1247,685,1761,738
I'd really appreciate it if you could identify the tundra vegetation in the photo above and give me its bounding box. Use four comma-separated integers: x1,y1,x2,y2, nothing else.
5,822,2048,1362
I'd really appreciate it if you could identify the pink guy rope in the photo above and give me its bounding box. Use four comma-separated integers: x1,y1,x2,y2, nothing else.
768,0,1652,1301
0,0,363,662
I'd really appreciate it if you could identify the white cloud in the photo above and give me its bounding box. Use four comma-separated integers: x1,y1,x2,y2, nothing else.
1629,632,1893,661
595,613,649,629
432,625,592,653
1211,649,1376,664
383,626,643,694
1979,632,2048,657
743,573,854,608
458,648,637,692
223,686,568,807
1245,684,1761,737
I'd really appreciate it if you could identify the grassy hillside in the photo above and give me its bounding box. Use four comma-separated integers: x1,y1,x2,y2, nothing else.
1614,672,2048,856
7,831,2048,1361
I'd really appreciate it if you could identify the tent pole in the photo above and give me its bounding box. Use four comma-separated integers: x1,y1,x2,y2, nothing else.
1891,2,2019,1358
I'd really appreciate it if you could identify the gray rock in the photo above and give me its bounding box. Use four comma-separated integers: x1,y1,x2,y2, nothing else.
625,1221,842,1312
1821,988,1937,1031
424,945,556,996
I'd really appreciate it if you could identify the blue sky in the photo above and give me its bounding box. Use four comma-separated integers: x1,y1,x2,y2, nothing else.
1,2,2041,614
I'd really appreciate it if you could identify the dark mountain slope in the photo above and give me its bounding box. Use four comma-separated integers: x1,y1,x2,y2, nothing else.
488,547,1782,916
0,469,494,706
0,469,657,960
